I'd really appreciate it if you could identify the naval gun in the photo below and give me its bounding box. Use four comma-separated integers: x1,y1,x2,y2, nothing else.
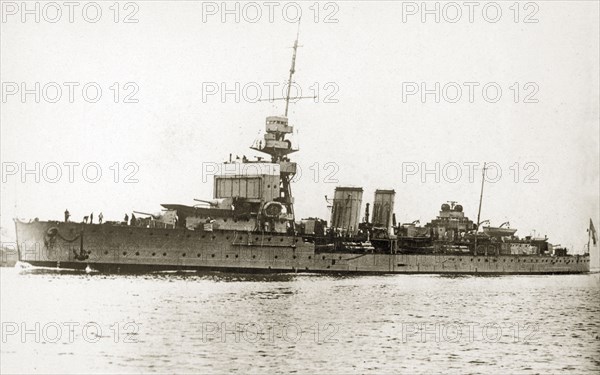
133,211,162,219
193,198,234,210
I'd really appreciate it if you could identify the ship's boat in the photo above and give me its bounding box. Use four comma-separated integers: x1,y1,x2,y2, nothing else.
482,226,518,237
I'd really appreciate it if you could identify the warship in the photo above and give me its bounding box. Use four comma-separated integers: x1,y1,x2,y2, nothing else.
14,28,593,275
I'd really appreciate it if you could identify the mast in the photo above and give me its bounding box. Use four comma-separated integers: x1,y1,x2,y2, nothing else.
249,20,305,232
284,17,301,117
474,162,486,253
588,223,591,254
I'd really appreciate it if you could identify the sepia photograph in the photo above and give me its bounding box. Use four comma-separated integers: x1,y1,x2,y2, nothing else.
1,0,599,373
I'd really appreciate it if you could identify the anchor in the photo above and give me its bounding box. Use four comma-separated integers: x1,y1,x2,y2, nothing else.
73,230,89,261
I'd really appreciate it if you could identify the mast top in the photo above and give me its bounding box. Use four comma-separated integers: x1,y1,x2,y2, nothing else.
284,17,301,117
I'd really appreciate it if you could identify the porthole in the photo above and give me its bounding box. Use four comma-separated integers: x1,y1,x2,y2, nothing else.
182,253,186,257
122,252,127,256
293,255,296,259
186,234,191,238
308,256,312,260
225,255,229,258
235,254,238,258
152,252,156,256
280,238,284,242
197,254,201,257
163,252,167,256
149,232,153,236
274,255,278,259
104,251,109,255
165,233,169,237
252,255,256,259
135,251,140,256
211,254,215,258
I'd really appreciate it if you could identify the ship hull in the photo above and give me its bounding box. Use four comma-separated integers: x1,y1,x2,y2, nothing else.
15,221,591,274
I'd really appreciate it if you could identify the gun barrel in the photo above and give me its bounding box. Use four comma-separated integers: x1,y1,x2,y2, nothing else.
133,211,160,219
133,211,154,216
193,199,218,206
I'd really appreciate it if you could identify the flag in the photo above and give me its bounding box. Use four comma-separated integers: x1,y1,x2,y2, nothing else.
589,219,597,245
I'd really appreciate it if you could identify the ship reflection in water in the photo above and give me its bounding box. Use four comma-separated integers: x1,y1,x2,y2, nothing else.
1,268,598,374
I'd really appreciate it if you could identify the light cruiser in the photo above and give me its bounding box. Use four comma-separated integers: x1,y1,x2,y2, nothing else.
14,26,592,274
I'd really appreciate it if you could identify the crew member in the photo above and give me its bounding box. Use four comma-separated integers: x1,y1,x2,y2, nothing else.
98,212,103,224
90,212,94,224
124,214,129,225
64,209,70,222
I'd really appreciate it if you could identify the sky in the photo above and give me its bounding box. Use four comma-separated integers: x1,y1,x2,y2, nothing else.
1,0,599,252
